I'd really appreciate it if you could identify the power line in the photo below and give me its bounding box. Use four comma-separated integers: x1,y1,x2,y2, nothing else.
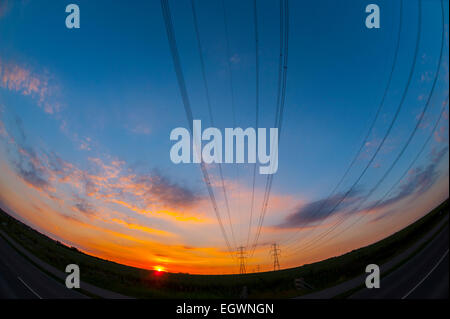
220,0,237,126
221,0,242,248
160,0,234,257
301,96,448,255
284,0,425,255
281,0,405,248
190,0,237,250
252,0,289,255
250,0,289,257
298,11,447,251
247,0,260,249
296,0,445,254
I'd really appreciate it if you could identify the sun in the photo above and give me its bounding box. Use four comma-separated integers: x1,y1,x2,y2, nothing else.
154,266,166,273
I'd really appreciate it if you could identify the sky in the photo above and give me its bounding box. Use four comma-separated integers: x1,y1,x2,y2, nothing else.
0,0,448,274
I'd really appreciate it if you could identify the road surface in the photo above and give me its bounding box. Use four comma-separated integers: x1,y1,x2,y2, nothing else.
0,233,87,299
351,223,449,299
298,215,449,299
1,218,448,299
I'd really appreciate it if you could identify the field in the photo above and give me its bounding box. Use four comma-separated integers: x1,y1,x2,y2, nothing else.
0,199,448,298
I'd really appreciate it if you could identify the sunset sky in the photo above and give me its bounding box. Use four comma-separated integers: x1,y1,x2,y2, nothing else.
0,0,448,274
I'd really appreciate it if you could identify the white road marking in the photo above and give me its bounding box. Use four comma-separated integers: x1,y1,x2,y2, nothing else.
402,249,449,299
17,276,42,299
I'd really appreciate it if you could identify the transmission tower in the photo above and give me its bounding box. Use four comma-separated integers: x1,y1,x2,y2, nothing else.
237,246,247,274
270,243,281,271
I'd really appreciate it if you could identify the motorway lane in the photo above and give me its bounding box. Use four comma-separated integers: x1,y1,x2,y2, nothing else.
351,224,449,299
405,251,449,299
0,254,35,298
1,219,448,299
0,234,87,299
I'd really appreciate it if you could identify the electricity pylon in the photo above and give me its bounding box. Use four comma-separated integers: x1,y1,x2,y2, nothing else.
237,246,247,274
270,243,281,271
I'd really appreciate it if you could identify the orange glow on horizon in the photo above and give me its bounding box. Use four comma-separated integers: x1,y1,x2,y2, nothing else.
0,145,448,275
154,266,166,273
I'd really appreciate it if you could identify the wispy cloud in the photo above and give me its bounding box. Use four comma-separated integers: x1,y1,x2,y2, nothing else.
0,0,10,18
0,120,206,224
109,217,175,237
360,135,396,160
276,187,364,229
72,195,96,217
0,58,61,114
130,124,151,135
230,53,240,64
366,146,448,213
13,146,54,192
434,103,449,143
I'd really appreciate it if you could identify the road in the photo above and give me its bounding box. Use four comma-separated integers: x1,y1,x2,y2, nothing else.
0,234,87,299
0,218,448,299
350,224,449,299
298,215,449,299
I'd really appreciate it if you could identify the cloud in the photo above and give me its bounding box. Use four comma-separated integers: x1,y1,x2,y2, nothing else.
420,71,433,83
0,0,10,18
109,217,174,237
79,137,92,151
276,187,364,229
133,170,201,208
0,58,61,114
73,195,96,216
14,116,26,141
0,115,206,225
2,122,205,224
12,146,53,192
130,124,151,135
0,117,6,137
230,53,240,64
367,146,448,212
433,106,448,143
76,157,205,214
360,136,396,160
434,126,448,143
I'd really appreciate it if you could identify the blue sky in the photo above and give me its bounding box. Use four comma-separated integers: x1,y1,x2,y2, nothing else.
0,0,448,273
